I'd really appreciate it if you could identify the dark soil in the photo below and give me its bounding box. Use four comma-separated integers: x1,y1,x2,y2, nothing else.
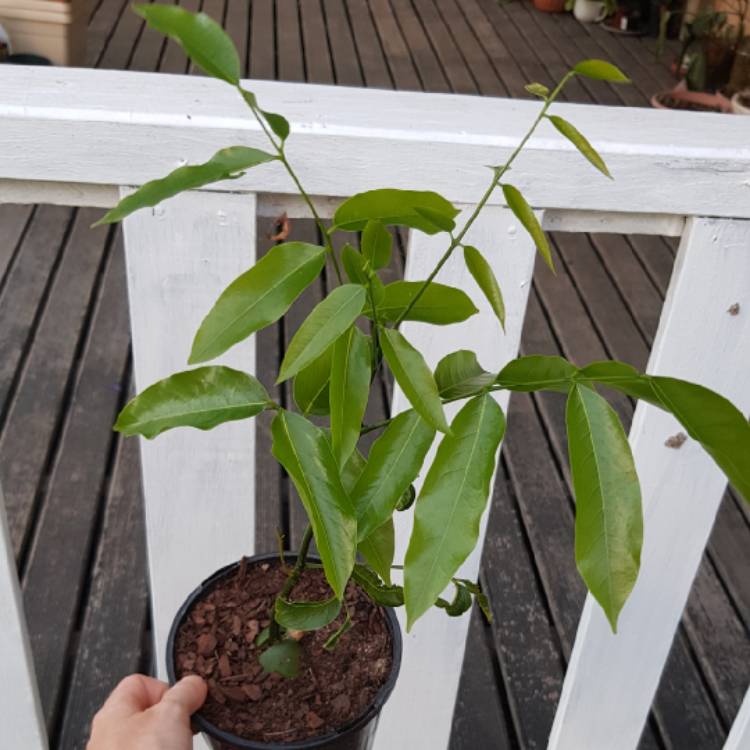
173,559,393,745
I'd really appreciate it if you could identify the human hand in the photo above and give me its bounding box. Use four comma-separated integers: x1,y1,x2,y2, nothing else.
87,674,207,750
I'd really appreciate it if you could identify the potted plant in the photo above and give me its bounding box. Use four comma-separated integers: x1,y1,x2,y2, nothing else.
98,6,750,748
534,0,568,15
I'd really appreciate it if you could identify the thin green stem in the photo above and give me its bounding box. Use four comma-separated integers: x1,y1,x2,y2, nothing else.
270,524,314,640
392,73,574,329
238,87,344,284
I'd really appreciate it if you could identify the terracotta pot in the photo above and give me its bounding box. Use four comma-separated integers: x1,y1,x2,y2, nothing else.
533,0,566,13
650,82,732,112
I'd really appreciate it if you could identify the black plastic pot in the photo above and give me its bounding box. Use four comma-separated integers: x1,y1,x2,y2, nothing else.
167,553,402,750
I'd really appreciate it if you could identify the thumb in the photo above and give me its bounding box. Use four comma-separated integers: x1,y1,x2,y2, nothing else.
160,675,207,716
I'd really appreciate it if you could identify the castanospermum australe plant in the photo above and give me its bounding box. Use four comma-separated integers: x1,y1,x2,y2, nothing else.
101,6,750,677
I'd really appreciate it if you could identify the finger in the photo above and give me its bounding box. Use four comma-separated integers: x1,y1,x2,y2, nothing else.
101,674,170,718
160,675,208,716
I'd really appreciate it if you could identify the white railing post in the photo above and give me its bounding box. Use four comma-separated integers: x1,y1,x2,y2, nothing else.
724,686,750,750
549,217,750,750
0,485,47,750
374,206,537,750
121,189,258,679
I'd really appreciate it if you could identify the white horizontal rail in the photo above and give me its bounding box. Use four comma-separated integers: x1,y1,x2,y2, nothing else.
0,66,749,219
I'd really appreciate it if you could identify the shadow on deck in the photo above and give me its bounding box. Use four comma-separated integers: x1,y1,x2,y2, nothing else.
1,1,748,748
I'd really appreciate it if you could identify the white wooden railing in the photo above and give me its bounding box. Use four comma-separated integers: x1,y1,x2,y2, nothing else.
1,65,748,750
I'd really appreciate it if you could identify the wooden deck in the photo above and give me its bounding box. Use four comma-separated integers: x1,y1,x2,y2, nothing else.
2,1,748,748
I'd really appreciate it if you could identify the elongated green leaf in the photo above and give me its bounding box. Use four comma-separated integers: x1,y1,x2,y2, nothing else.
502,184,554,272
271,411,356,599
330,326,371,466
115,366,269,439
259,640,300,678
135,4,240,83
413,206,456,233
380,329,449,434
404,394,505,629
333,189,459,235
359,519,395,584
434,350,495,400
353,409,435,542
371,281,478,325
576,361,662,406
525,82,550,98
496,355,577,392
275,596,341,631
341,244,368,285
293,346,334,416
435,582,472,617
573,59,630,83
649,377,750,503
95,147,276,226
351,564,404,607
547,115,611,178
361,220,392,270
463,246,506,330
278,284,367,383
190,242,326,363
566,384,642,632
341,448,366,494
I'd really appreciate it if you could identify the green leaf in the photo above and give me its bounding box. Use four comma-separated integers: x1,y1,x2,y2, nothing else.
277,284,367,383
341,448,367,494
547,115,611,179
134,4,241,83
463,246,506,330
361,220,392,270
190,242,326,363
380,329,450,434
566,384,642,632
275,595,341,631
324,610,352,650
496,355,577,392
455,578,493,622
114,366,269,439
259,640,300,678
576,361,661,406
649,377,750,503
525,82,550,98
353,409,435,540
404,394,505,630
341,244,368,285
573,59,630,83
351,564,404,607
271,411,356,599
434,350,495,401
502,184,554,272
261,110,290,141
95,147,276,226
372,281,478,325
413,206,456,233
395,484,416,512
359,519,395,584
435,582,472,617
330,326,371,465
293,346,333,416
333,189,459,235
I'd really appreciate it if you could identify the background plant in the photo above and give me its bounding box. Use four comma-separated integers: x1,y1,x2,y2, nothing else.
102,5,750,676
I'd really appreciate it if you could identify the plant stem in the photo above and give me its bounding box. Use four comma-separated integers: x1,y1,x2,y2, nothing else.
270,524,314,640
392,73,574,329
238,87,344,284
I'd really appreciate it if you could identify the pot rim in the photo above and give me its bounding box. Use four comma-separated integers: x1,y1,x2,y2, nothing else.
166,552,403,750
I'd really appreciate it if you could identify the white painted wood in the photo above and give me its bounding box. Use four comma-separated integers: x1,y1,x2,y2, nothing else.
724,686,750,750
0,486,47,750
375,205,537,750
548,217,750,750
0,66,749,219
121,189,257,680
542,209,684,238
